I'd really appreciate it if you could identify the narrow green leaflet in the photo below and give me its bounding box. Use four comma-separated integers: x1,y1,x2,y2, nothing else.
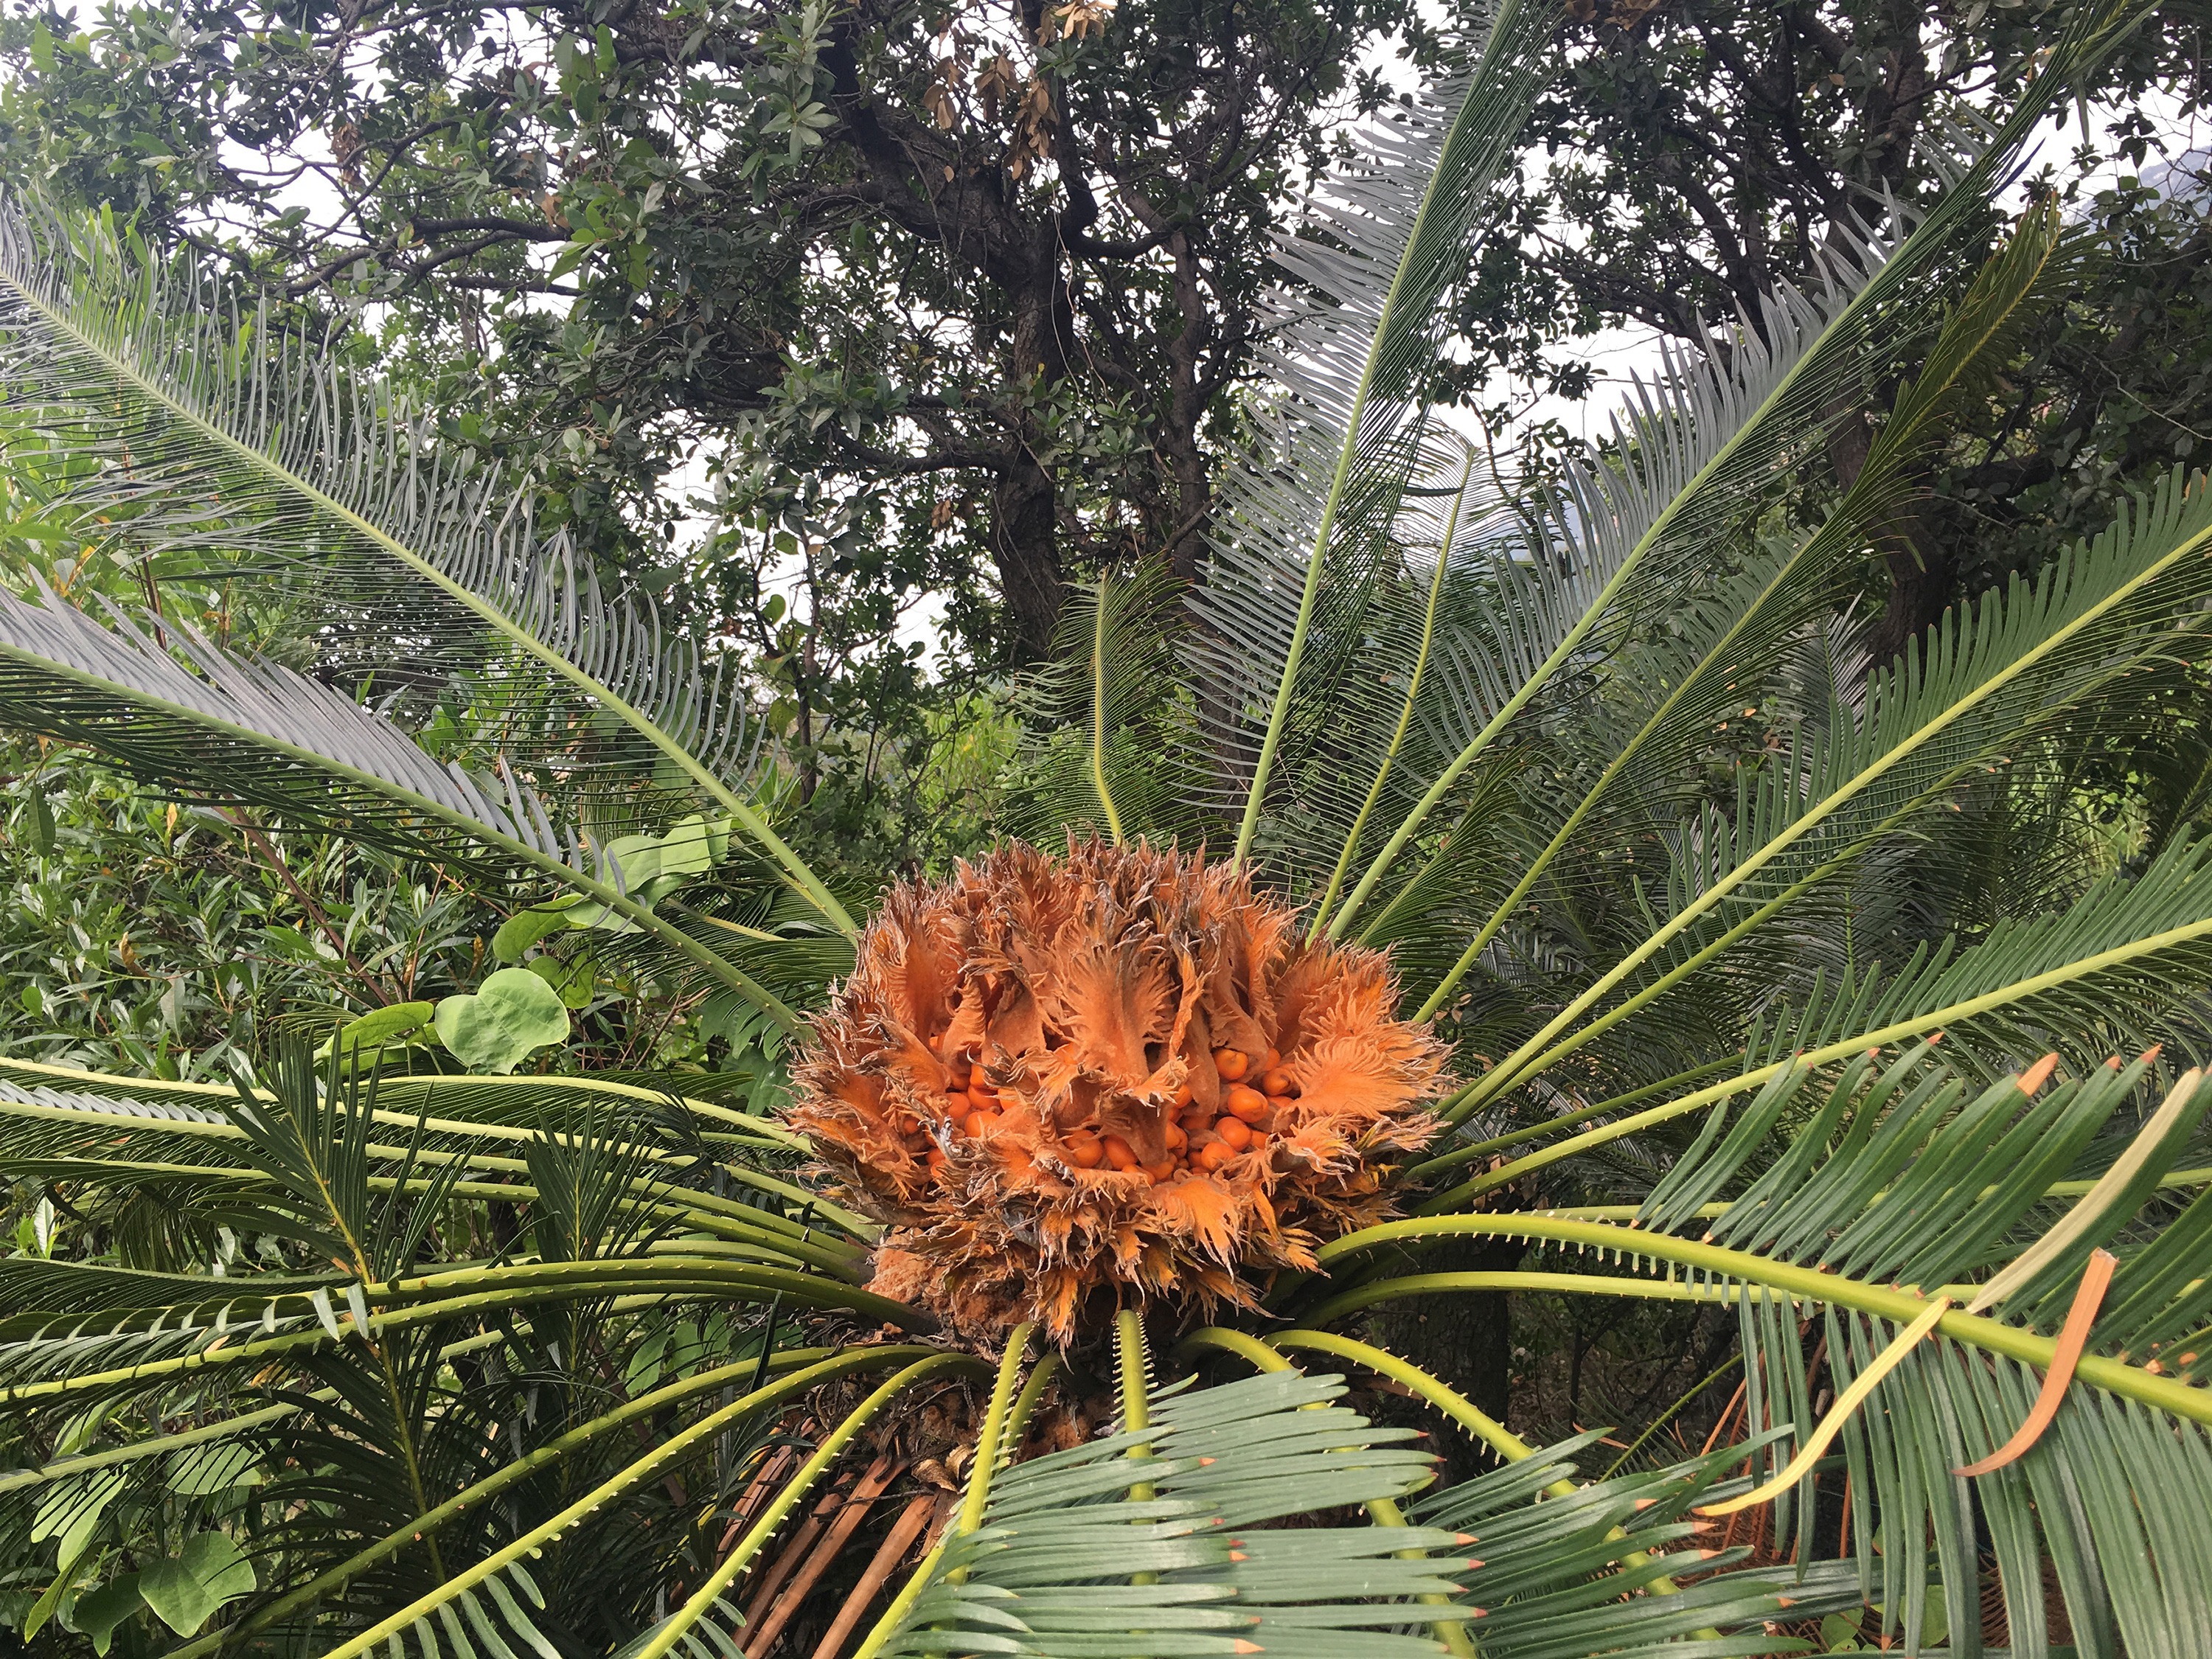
1311,1042,2212,1651
0,193,851,932
875,1368,1453,1658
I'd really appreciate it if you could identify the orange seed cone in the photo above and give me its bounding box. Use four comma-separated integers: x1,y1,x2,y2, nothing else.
785,838,1447,1341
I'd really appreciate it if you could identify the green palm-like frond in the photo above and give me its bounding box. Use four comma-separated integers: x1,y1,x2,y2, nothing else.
0,581,809,1022
0,1062,888,1432
0,1047,927,1658
0,195,849,935
1413,833,2212,1206
873,1330,1857,1659
1004,563,1206,847
1307,1044,2212,1652
0,577,567,871
1435,464,2212,1117
1398,1435,1861,1658
306,1351,983,1659
1298,5,2145,947
1189,0,1558,866
4,0,2205,1650
0,1057,866,1274
877,1367,1450,1658
1359,199,2075,983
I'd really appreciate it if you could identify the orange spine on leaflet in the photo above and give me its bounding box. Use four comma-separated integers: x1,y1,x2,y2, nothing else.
785,839,1449,1341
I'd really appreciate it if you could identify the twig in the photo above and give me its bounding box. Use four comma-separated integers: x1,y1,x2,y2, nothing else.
215,809,389,1005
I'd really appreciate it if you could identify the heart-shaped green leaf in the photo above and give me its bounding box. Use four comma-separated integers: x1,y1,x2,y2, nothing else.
434,968,571,1074
70,1575,143,1656
556,814,732,936
138,1534,254,1635
493,904,575,962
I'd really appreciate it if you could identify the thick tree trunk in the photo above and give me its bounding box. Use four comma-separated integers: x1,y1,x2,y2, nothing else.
1865,529,1955,664
990,433,1066,660
986,245,1077,660
1158,229,1217,586
1827,404,1952,664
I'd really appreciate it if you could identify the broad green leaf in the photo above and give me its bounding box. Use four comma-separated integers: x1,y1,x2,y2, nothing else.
22,1543,88,1643
653,813,726,875
31,1467,125,1562
322,1001,437,1060
493,906,572,962
530,954,597,1009
1818,1611,1866,1652
138,1532,255,1635
560,813,734,933
70,1574,143,1655
434,969,571,1074
166,1441,267,1495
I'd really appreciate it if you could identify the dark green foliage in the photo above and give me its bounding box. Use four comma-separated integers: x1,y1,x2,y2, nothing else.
0,737,493,1078
1450,0,2212,658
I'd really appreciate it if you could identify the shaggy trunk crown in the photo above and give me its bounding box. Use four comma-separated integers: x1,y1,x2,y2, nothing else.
787,841,1447,1340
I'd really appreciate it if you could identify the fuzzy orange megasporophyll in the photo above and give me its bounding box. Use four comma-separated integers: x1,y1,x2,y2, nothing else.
785,840,1449,1340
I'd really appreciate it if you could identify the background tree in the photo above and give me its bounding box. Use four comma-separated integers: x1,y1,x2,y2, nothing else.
0,0,1427,668
1452,0,2212,658
4,0,2204,689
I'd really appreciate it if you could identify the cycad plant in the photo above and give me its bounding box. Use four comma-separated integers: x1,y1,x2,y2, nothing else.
7,1,2212,1654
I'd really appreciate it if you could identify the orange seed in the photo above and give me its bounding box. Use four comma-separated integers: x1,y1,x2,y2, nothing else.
1225,1085,1269,1123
